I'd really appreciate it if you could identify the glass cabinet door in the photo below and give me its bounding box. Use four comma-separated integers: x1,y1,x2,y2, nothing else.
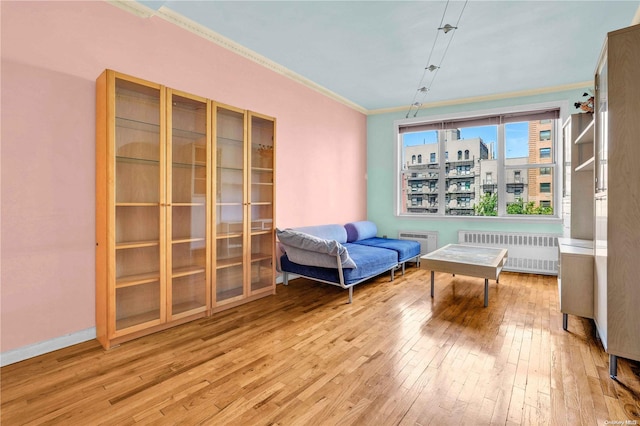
167,91,210,319
113,76,164,332
249,113,275,294
214,105,246,304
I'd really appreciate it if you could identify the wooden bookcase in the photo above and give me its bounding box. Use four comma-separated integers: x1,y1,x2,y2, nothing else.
211,106,276,311
96,70,276,349
592,24,640,378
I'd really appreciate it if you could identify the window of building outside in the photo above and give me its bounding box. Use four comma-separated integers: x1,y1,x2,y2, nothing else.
418,154,422,163
540,147,551,158
540,129,551,140
398,106,559,217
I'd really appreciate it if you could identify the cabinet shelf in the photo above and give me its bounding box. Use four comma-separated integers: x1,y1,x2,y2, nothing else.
216,256,244,269
251,229,272,236
172,237,205,245
575,119,594,145
217,136,244,145
116,311,160,331
172,127,206,140
172,265,205,278
116,240,160,250
116,202,159,207
574,157,594,172
216,232,243,239
116,155,160,165
252,167,273,172
116,116,160,133
173,161,206,169
251,253,272,263
116,271,160,288
171,202,206,207
217,166,244,172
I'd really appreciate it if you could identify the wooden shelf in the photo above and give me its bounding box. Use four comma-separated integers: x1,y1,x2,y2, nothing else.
116,202,159,207
574,119,594,145
116,271,160,288
171,237,205,244
172,265,205,278
216,232,243,239
116,310,160,331
116,240,160,250
574,156,594,172
251,253,272,263
216,256,244,269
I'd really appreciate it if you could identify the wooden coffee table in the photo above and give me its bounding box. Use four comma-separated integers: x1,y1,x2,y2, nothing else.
420,244,508,307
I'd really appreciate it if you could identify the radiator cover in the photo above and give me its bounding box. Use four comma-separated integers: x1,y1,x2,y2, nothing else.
458,230,559,275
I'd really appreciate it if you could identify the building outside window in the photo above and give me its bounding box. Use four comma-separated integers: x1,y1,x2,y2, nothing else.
397,105,560,217
540,129,551,140
417,154,422,163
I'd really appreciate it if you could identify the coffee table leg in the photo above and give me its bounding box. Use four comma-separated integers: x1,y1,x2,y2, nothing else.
484,278,489,307
431,270,434,298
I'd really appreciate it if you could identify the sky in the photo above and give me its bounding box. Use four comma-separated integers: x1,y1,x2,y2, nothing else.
403,122,530,158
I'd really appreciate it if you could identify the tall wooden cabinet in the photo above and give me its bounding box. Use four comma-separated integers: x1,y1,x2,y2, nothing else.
212,106,276,309
96,70,275,349
592,24,640,378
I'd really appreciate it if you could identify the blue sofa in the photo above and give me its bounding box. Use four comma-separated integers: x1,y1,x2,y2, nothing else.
277,221,421,303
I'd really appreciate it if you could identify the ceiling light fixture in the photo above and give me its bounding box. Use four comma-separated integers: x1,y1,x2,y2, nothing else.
405,0,469,118
438,24,458,33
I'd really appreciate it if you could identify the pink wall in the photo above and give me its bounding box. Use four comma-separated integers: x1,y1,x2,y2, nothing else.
1,2,366,352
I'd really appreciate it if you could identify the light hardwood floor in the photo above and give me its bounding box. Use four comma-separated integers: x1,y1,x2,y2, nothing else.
2,268,639,425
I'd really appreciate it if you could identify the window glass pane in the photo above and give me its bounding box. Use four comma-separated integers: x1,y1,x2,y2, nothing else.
397,109,559,218
506,167,554,215
401,130,438,214
446,126,496,216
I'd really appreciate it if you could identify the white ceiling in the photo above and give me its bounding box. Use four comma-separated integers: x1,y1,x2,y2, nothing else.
135,0,639,112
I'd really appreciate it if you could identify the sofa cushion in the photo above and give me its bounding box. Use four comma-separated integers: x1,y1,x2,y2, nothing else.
290,224,348,244
280,243,398,285
344,221,378,242
276,228,356,269
352,237,421,263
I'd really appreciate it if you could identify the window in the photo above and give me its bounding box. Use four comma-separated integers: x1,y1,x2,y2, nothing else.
417,154,422,163
398,105,559,217
540,147,551,158
411,155,416,164
540,130,551,140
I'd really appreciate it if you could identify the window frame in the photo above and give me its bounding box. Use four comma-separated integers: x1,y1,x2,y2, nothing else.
394,101,566,221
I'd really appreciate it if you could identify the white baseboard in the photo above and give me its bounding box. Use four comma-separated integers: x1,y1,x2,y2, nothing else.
1,280,296,367
1,327,97,367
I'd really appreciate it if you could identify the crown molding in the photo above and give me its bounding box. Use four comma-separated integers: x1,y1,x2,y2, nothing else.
368,81,593,116
107,0,157,18
109,2,367,114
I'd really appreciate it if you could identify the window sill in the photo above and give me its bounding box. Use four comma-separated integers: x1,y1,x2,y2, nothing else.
396,213,562,224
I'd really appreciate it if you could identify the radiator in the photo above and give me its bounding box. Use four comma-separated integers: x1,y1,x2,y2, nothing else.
398,231,438,255
458,230,559,275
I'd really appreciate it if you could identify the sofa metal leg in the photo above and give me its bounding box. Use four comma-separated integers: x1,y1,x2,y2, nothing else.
348,287,353,304
283,272,289,286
